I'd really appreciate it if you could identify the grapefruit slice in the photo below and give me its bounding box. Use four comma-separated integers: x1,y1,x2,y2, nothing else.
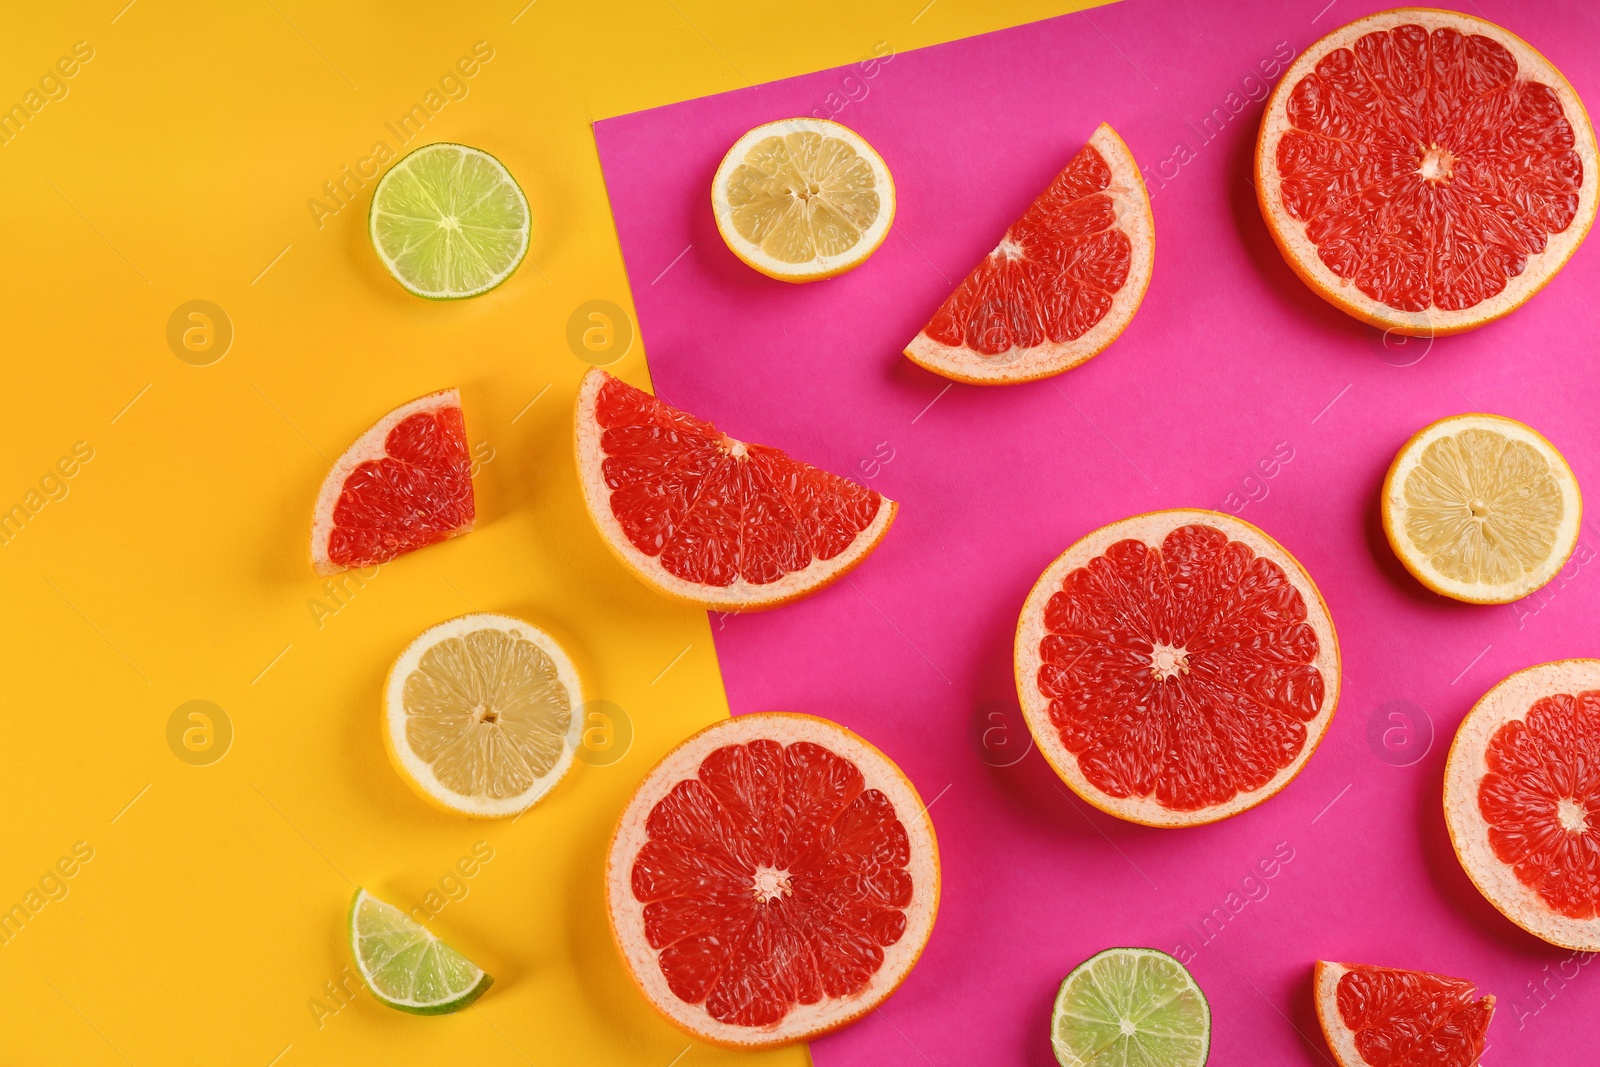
904,123,1154,385
1382,413,1581,604
711,117,895,282
311,389,474,576
606,712,939,1049
1257,9,1599,336
1444,659,1600,950
574,368,896,610
1314,961,1493,1067
1015,509,1340,827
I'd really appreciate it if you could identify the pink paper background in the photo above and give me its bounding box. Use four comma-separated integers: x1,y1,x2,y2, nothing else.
594,1,1600,1062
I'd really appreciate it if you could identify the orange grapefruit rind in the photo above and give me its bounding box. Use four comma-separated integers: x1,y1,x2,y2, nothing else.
1255,8,1599,337
1014,508,1341,828
605,712,940,1049
1444,658,1600,952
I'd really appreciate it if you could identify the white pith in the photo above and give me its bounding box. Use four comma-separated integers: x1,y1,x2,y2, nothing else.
905,123,1155,384
1444,659,1600,951
1256,8,1599,336
1014,509,1341,828
605,712,940,1049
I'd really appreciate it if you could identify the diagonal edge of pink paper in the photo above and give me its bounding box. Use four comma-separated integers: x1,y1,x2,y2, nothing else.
594,2,1600,1064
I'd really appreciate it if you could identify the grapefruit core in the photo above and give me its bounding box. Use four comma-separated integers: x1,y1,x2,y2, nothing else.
1256,9,1598,336
606,712,940,1049
310,389,475,576
574,368,896,610
1015,510,1340,827
905,123,1154,384
1445,659,1600,951
1314,961,1493,1067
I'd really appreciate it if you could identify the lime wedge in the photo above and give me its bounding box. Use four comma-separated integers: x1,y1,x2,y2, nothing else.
348,888,492,1014
369,142,530,299
1052,947,1210,1067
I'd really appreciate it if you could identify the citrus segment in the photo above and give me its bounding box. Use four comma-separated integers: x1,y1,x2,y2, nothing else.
1445,659,1600,950
1382,413,1581,604
905,123,1154,384
348,888,492,1014
383,613,584,818
369,142,531,299
310,389,475,577
574,368,896,609
1314,960,1493,1067
1015,509,1340,827
1257,9,1598,334
606,712,939,1048
1051,947,1210,1067
711,118,895,282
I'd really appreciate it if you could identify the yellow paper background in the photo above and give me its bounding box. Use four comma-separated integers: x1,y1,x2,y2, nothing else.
0,1,1098,1062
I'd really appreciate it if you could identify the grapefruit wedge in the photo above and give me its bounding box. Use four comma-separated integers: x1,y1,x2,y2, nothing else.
904,123,1154,384
1015,510,1340,827
311,389,475,576
1445,659,1600,950
1314,961,1493,1067
1257,9,1598,336
574,368,895,610
606,712,939,1049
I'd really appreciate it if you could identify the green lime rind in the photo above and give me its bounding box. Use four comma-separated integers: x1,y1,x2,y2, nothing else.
1052,947,1211,1067
348,888,493,1015
368,142,531,300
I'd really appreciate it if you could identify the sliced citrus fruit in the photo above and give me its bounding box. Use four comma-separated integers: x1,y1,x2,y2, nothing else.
349,888,492,1014
1382,413,1581,604
1015,509,1340,827
1444,658,1600,950
1257,9,1598,335
1314,960,1494,1067
310,389,475,577
1051,947,1209,1067
905,123,1154,385
574,367,896,610
369,142,531,299
711,117,894,282
606,712,939,1048
383,613,584,817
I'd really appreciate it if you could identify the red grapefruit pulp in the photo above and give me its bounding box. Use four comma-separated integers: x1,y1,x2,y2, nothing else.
1314,961,1494,1067
574,368,895,609
310,389,475,576
1015,510,1340,827
606,713,939,1048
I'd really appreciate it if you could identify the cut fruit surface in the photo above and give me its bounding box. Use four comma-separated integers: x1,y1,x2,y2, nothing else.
383,613,583,818
1382,413,1581,604
349,888,492,1014
905,123,1154,384
310,389,475,576
574,368,896,610
1051,947,1210,1067
711,117,894,282
1256,9,1598,335
1314,960,1493,1067
1015,509,1340,827
1444,659,1600,950
606,712,939,1048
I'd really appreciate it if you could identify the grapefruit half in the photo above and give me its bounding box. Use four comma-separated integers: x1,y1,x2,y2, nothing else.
606,712,939,1048
904,123,1154,384
1314,960,1493,1067
1444,659,1600,950
310,389,475,576
574,368,896,610
1015,510,1340,827
1257,9,1598,336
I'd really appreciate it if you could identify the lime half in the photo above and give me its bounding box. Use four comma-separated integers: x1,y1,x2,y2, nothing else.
349,888,492,1014
369,143,530,299
1052,947,1210,1067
